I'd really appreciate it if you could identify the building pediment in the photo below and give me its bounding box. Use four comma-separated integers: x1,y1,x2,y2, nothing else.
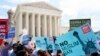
21,2,61,12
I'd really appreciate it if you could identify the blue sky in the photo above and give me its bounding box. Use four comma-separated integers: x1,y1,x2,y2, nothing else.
0,0,100,32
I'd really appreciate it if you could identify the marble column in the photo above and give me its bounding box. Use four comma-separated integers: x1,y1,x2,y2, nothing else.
49,15,52,37
43,15,47,36
32,14,35,37
25,13,29,34
37,14,41,36
19,12,22,35
54,16,57,36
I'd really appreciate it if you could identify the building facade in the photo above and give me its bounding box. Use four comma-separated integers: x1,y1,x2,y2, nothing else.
13,2,61,40
59,26,69,35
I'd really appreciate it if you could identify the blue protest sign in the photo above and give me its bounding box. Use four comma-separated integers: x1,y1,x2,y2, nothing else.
56,31,85,56
56,24,97,56
6,27,15,39
22,34,30,45
46,37,55,50
35,37,47,50
55,39,60,50
73,24,98,54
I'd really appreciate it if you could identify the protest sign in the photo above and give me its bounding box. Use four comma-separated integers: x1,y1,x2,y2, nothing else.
21,34,31,45
70,19,91,30
46,37,55,50
20,29,31,45
56,31,85,56
0,19,9,45
54,39,60,50
35,37,47,50
0,19,9,34
6,27,15,39
74,24,98,54
56,24,97,56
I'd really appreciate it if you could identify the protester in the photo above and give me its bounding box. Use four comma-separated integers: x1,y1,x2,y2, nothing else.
1,40,13,56
32,43,39,56
37,50,50,56
16,50,27,56
57,50,63,56
10,43,18,56
90,50,100,56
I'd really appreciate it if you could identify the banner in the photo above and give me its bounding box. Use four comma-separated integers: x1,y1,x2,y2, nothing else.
35,37,47,50
56,24,97,56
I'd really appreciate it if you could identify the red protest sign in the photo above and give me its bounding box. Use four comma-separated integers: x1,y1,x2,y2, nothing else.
0,19,9,38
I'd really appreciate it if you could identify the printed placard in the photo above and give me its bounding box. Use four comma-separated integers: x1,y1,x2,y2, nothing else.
56,24,97,56
35,37,47,50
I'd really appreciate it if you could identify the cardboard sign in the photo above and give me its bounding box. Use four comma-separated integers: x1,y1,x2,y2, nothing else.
35,37,47,50
56,24,97,56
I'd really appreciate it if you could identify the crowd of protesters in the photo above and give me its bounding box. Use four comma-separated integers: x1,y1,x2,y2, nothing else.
0,38,63,56
1,38,100,56
0,38,100,56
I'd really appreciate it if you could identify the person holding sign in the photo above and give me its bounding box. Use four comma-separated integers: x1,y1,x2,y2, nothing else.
1,38,13,56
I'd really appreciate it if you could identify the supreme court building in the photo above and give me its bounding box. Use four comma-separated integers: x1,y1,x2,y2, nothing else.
13,2,61,39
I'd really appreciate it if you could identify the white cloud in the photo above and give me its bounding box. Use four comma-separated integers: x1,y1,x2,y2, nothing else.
0,15,8,19
0,4,16,12
59,0,100,31
59,0,100,17
7,0,50,4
